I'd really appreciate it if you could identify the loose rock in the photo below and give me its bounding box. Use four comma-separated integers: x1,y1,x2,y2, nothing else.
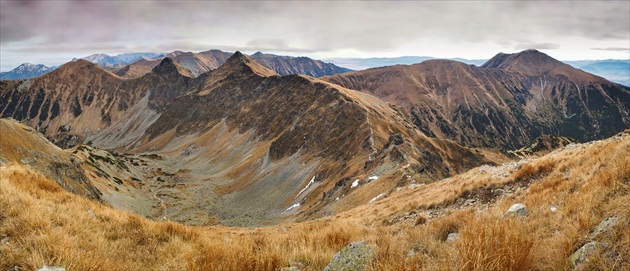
504,203,528,217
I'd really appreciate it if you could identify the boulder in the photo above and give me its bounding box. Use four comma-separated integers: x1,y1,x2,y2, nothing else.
324,241,375,271
589,216,618,239
504,203,528,217
569,241,603,269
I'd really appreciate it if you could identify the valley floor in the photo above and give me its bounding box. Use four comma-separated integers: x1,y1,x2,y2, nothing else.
1,131,629,270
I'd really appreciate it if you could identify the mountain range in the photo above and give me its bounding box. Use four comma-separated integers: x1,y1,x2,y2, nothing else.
0,63,55,80
75,52,166,68
0,52,489,225
117,50,352,78
3,50,627,87
2,47,630,269
1,49,629,226
323,50,630,149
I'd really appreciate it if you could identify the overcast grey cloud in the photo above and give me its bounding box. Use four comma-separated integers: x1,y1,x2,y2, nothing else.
1,1,629,71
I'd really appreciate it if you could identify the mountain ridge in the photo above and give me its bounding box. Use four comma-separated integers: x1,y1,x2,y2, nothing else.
1,52,489,226
323,49,630,149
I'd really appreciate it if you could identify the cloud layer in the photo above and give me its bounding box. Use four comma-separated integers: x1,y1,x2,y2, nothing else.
1,1,629,70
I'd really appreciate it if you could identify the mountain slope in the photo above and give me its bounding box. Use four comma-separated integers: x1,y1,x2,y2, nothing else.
0,118,102,200
323,50,630,149
0,63,54,80
2,126,628,271
0,52,489,226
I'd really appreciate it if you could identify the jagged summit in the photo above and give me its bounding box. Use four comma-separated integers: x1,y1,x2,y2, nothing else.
214,51,278,78
151,57,194,78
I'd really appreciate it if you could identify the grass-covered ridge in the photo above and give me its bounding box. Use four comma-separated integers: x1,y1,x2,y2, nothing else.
1,130,629,270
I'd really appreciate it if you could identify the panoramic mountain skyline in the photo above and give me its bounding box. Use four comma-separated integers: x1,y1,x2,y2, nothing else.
1,1,629,71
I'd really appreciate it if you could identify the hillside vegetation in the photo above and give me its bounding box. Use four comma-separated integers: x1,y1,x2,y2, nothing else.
2,130,628,270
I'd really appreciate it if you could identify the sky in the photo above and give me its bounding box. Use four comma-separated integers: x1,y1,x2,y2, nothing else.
1,1,629,71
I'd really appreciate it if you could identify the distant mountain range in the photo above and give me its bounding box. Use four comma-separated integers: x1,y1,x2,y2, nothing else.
565,60,630,86
74,52,165,68
327,57,629,86
117,50,352,78
0,63,55,80
325,56,487,69
1,51,628,87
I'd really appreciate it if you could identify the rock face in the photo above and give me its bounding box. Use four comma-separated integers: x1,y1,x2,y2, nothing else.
323,49,630,149
324,241,375,271
504,203,528,217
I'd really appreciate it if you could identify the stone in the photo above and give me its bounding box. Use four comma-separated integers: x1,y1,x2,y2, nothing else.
504,203,528,217
492,188,506,196
36,266,66,271
464,199,476,206
589,216,618,239
569,241,602,269
446,233,460,242
324,241,375,271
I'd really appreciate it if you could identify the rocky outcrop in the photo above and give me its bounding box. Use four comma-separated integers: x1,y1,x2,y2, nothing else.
324,241,375,271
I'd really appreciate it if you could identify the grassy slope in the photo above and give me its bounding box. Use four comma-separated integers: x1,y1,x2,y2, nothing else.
1,131,629,270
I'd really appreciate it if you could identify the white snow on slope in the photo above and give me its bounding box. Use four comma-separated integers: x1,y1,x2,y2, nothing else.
369,193,384,203
295,176,315,199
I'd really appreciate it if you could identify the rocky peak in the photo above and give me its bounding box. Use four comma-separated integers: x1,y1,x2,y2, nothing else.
151,57,194,78
214,51,278,78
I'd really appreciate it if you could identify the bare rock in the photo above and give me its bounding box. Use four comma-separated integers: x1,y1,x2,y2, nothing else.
324,241,375,271
504,203,528,217
569,241,603,270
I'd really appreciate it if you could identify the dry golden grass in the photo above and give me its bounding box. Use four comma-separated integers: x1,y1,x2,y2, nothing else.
1,132,629,270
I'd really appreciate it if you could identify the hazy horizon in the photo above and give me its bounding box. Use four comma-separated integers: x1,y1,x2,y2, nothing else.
1,1,629,71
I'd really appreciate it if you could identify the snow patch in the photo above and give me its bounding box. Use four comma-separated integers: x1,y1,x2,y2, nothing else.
351,179,360,188
283,203,300,213
369,193,384,203
295,176,315,199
